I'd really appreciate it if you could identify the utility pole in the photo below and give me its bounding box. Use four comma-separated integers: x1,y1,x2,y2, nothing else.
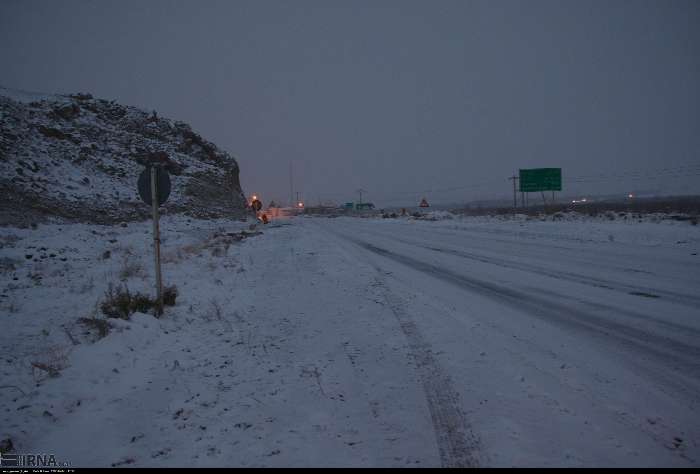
289,161,293,208
507,175,518,210
357,188,365,205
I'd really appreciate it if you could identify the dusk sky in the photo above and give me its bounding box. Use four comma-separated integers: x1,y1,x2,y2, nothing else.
2,0,698,206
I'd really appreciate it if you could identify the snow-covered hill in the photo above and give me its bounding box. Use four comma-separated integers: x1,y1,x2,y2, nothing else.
0,86,248,226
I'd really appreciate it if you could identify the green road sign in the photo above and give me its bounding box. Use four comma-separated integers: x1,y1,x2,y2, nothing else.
519,168,562,192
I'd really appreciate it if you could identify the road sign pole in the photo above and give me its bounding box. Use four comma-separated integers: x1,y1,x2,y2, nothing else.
541,190,547,213
150,167,163,316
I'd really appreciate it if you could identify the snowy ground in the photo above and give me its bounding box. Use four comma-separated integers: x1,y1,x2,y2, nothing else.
1,213,699,467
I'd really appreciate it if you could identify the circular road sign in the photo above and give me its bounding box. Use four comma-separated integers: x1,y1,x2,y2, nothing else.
138,166,171,206
251,199,262,212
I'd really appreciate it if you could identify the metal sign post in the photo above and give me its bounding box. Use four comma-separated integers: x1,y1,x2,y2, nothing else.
150,167,163,316
138,163,171,316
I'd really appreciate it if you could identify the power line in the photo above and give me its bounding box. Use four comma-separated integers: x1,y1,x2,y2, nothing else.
269,163,700,206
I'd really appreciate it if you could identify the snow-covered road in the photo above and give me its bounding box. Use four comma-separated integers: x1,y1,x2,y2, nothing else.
2,214,698,467
305,215,700,467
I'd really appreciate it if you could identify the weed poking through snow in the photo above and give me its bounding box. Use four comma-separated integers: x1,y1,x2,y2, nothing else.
99,283,178,320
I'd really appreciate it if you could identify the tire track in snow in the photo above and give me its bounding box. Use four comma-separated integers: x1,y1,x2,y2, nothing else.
373,275,480,468
351,224,700,309
349,239,700,395
318,223,481,466
321,222,700,465
416,240,700,309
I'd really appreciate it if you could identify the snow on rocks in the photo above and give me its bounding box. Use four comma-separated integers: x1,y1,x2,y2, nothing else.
0,86,248,226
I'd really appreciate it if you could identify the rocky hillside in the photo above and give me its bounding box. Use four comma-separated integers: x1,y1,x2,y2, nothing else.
0,87,249,226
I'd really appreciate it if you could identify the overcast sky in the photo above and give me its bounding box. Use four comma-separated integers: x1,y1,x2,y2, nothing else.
1,0,698,206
